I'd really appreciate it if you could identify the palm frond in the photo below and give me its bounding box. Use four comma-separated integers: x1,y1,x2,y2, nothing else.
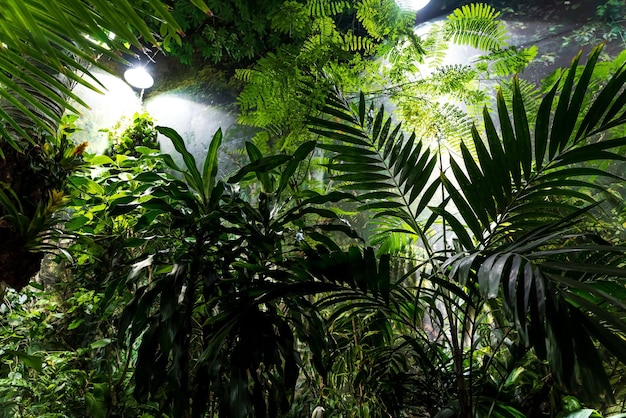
309,91,441,251
442,45,626,249
496,76,543,126
439,45,626,400
446,206,626,400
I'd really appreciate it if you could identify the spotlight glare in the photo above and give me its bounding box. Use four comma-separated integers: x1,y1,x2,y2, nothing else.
124,67,154,89
396,0,431,12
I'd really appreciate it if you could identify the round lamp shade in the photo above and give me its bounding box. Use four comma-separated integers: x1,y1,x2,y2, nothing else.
124,67,154,89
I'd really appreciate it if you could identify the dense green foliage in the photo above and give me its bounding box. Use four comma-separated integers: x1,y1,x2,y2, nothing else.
2,0,626,417
232,2,539,159
0,0,197,290
3,46,626,416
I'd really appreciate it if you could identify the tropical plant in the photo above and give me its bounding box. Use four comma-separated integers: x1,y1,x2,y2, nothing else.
81,122,384,416
0,115,186,418
307,44,626,416
0,279,147,417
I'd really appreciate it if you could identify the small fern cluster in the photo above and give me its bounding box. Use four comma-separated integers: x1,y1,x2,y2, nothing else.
236,0,415,154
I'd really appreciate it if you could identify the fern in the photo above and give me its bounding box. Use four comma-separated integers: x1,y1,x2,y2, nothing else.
444,3,508,52
269,1,309,39
429,64,479,97
307,0,351,17
435,103,476,156
419,21,448,69
235,52,317,150
341,30,376,53
477,45,539,77
357,0,407,41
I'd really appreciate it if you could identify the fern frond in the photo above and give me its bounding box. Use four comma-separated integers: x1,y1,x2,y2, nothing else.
392,93,475,158
477,45,538,77
429,64,478,97
307,0,350,17
341,31,376,53
444,3,508,52
435,103,475,156
269,1,309,39
419,22,448,68
234,68,256,82
314,15,338,39
356,0,404,40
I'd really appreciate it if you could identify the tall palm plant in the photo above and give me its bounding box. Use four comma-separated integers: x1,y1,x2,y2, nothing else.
0,0,209,290
308,44,626,416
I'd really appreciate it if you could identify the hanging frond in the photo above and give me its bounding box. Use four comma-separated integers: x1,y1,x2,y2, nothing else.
307,0,351,17
443,3,508,52
434,103,475,156
394,97,474,158
269,0,309,39
429,64,479,98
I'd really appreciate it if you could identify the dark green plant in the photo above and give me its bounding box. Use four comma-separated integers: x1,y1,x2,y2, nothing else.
307,44,626,416
91,123,393,417
0,114,86,290
0,282,145,418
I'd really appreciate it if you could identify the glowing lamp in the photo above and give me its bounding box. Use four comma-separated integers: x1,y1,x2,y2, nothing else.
123,67,154,90
395,0,431,12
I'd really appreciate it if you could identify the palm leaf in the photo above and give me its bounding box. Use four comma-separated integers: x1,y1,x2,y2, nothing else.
309,91,440,249
439,46,626,400
443,45,626,250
